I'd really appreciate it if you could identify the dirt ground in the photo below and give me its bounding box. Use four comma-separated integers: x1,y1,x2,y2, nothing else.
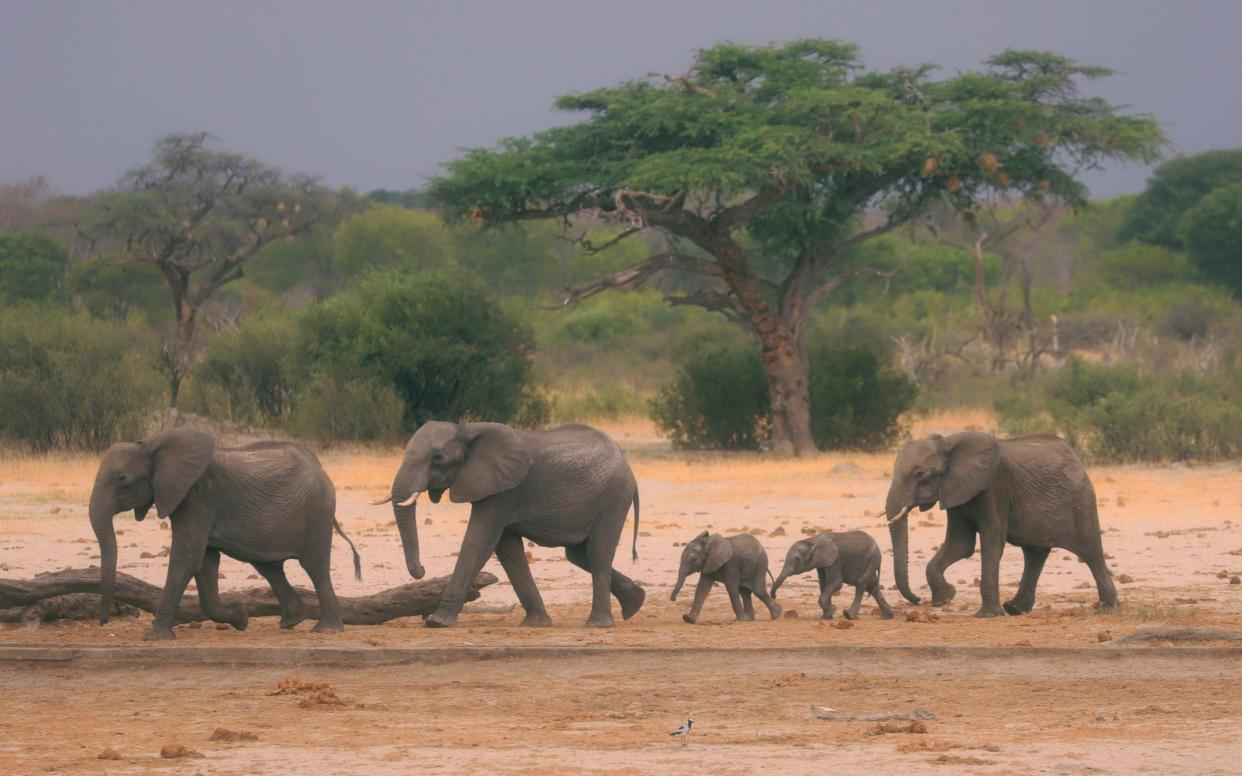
2,413,1241,774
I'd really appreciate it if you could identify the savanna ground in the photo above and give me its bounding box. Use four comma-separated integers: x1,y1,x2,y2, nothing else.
2,412,1241,775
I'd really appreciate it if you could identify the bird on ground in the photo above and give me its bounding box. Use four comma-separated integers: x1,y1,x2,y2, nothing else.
670,717,694,745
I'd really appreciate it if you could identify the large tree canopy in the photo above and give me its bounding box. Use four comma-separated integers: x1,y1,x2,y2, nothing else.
431,40,1164,455
1119,149,1242,250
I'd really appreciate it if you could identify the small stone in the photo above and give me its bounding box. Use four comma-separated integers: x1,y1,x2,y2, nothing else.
208,727,258,742
829,461,861,474
1117,574,1134,584
160,744,203,759
1097,630,1113,642
97,748,122,760
1230,576,1240,585
770,526,785,537
215,623,230,630
783,609,799,619
187,622,202,629
423,517,432,525
833,619,854,630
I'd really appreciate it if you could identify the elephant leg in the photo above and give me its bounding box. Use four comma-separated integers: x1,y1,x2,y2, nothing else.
298,552,344,633
1004,546,1050,615
740,588,755,621
428,515,504,628
144,514,212,640
927,511,977,606
1086,553,1119,612
843,582,866,620
974,528,1007,618
753,586,783,620
495,533,551,627
195,549,247,631
564,545,646,620
818,568,843,620
723,576,746,622
868,572,895,619
253,560,307,629
683,575,714,624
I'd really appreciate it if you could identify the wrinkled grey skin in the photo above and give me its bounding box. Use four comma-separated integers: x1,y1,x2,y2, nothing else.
387,422,644,629
885,432,1117,618
89,429,359,640
771,531,894,620
671,532,782,624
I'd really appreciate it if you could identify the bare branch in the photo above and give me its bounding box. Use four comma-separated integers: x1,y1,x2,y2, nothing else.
666,289,747,324
544,251,723,309
807,267,899,308
561,226,642,255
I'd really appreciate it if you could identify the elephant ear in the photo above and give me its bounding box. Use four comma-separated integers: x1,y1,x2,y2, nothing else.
940,432,1001,510
450,423,534,504
703,534,734,575
811,535,840,569
143,429,216,518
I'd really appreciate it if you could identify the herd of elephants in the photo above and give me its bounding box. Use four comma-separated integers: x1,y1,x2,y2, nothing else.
87,421,1118,640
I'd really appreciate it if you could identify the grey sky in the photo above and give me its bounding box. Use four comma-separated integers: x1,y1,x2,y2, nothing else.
2,0,1239,199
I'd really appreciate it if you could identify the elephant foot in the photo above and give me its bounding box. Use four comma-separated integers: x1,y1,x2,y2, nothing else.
820,611,835,621
618,585,646,620
737,613,755,622
142,625,175,641
769,604,783,620
1003,599,1032,616
585,611,615,628
974,605,1005,618
425,611,459,628
879,610,895,620
311,620,344,633
842,609,858,621
279,611,308,630
1095,599,1121,614
682,613,698,625
519,611,553,628
230,605,249,632
929,583,956,607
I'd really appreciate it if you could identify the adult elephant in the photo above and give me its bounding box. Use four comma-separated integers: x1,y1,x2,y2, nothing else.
884,432,1117,617
89,429,360,640
381,421,644,628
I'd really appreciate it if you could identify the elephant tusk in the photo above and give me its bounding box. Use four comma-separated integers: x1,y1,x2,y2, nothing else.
886,506,911,525
396,491,421,507
370,495,393,506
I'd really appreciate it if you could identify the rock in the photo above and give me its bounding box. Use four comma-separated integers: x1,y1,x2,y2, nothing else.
524,550,537,563
423,517,432,525
833,619,854,630
829,461,861,474
906,610,939,623
783,609,800,619
770,526,785,537
1097,630,1113,642
1230,576,1240,585
214,623,230,630
97,748,122,760
208,728,258,742
1117,574,1134,584
160,744,203,759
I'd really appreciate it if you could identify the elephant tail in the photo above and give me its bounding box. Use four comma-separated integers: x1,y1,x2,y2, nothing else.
767,568,775,586
334,519,363,581
631,488,640,562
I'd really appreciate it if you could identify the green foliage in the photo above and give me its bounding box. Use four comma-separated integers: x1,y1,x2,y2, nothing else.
1179,181,1242,296
1082,242,1196,290
191,313,298,425
287,373,405,443
807,342,918,450
649,343,770,450
650,338,917,451
292,270,545,432
552,386,649,422
0,231,69,304
0,307,160,451
843,235,1000,299
67,256,168,322
997,358,1242,462
247,230,336,295
1120,149,1242,249
332,205,454,280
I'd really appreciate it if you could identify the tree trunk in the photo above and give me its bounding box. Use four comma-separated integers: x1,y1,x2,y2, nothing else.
761,329,816,457
0,568,499,626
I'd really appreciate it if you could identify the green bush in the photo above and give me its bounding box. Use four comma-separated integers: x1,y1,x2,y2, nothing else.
553,386,649,421
0,308,160,451
649,343,770,450
291,270,545,434
650,339,917,451
997,358,1242,462
287,373,405,443
191,313,298,425
0,231,69,304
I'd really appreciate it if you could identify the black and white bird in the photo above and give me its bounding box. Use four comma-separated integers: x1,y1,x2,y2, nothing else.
670,717,694,744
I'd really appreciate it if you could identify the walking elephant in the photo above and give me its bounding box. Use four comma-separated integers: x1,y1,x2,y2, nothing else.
381,421,644,628
884,432,1117,617
89,429,360,640
770,531,893,620
671,531,782,624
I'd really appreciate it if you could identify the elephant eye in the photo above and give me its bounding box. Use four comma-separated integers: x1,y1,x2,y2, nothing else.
117,472,128,483
431,450,445,462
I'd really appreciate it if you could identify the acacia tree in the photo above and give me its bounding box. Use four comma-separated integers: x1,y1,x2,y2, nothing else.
81,133,344,404
430,40,1163,455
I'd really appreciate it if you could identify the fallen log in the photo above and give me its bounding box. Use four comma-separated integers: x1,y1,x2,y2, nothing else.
1115,626,1242,644
811,706,936,722
0,567,498,626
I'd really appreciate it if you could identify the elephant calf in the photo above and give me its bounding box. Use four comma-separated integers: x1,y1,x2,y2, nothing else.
672,531,782,624
89,429,360,640
771,531,894,620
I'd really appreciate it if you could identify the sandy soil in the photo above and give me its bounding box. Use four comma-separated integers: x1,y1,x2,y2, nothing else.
2,413,1241,774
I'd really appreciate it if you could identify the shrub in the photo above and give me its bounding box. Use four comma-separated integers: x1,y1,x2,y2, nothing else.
0,231,69,304
0,308,160,451
650,339,917,451
287,373,405,443
191,313,298,425
290,270,544,434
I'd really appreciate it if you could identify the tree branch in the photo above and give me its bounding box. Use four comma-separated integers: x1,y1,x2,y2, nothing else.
807,266,899,308
665,289,747,323
544,251,723,308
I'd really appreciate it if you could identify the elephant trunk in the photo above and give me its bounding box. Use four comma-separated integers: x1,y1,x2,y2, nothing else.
771,566,791,598
88,483,117,625
392,461,428,580
670,562,692,601
886,499,920,604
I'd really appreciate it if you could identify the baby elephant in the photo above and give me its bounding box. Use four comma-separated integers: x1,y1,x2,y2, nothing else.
771,531,894,620
671,531,782,624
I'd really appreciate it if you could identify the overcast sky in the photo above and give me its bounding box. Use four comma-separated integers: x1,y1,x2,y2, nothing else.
2,0,1239,199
